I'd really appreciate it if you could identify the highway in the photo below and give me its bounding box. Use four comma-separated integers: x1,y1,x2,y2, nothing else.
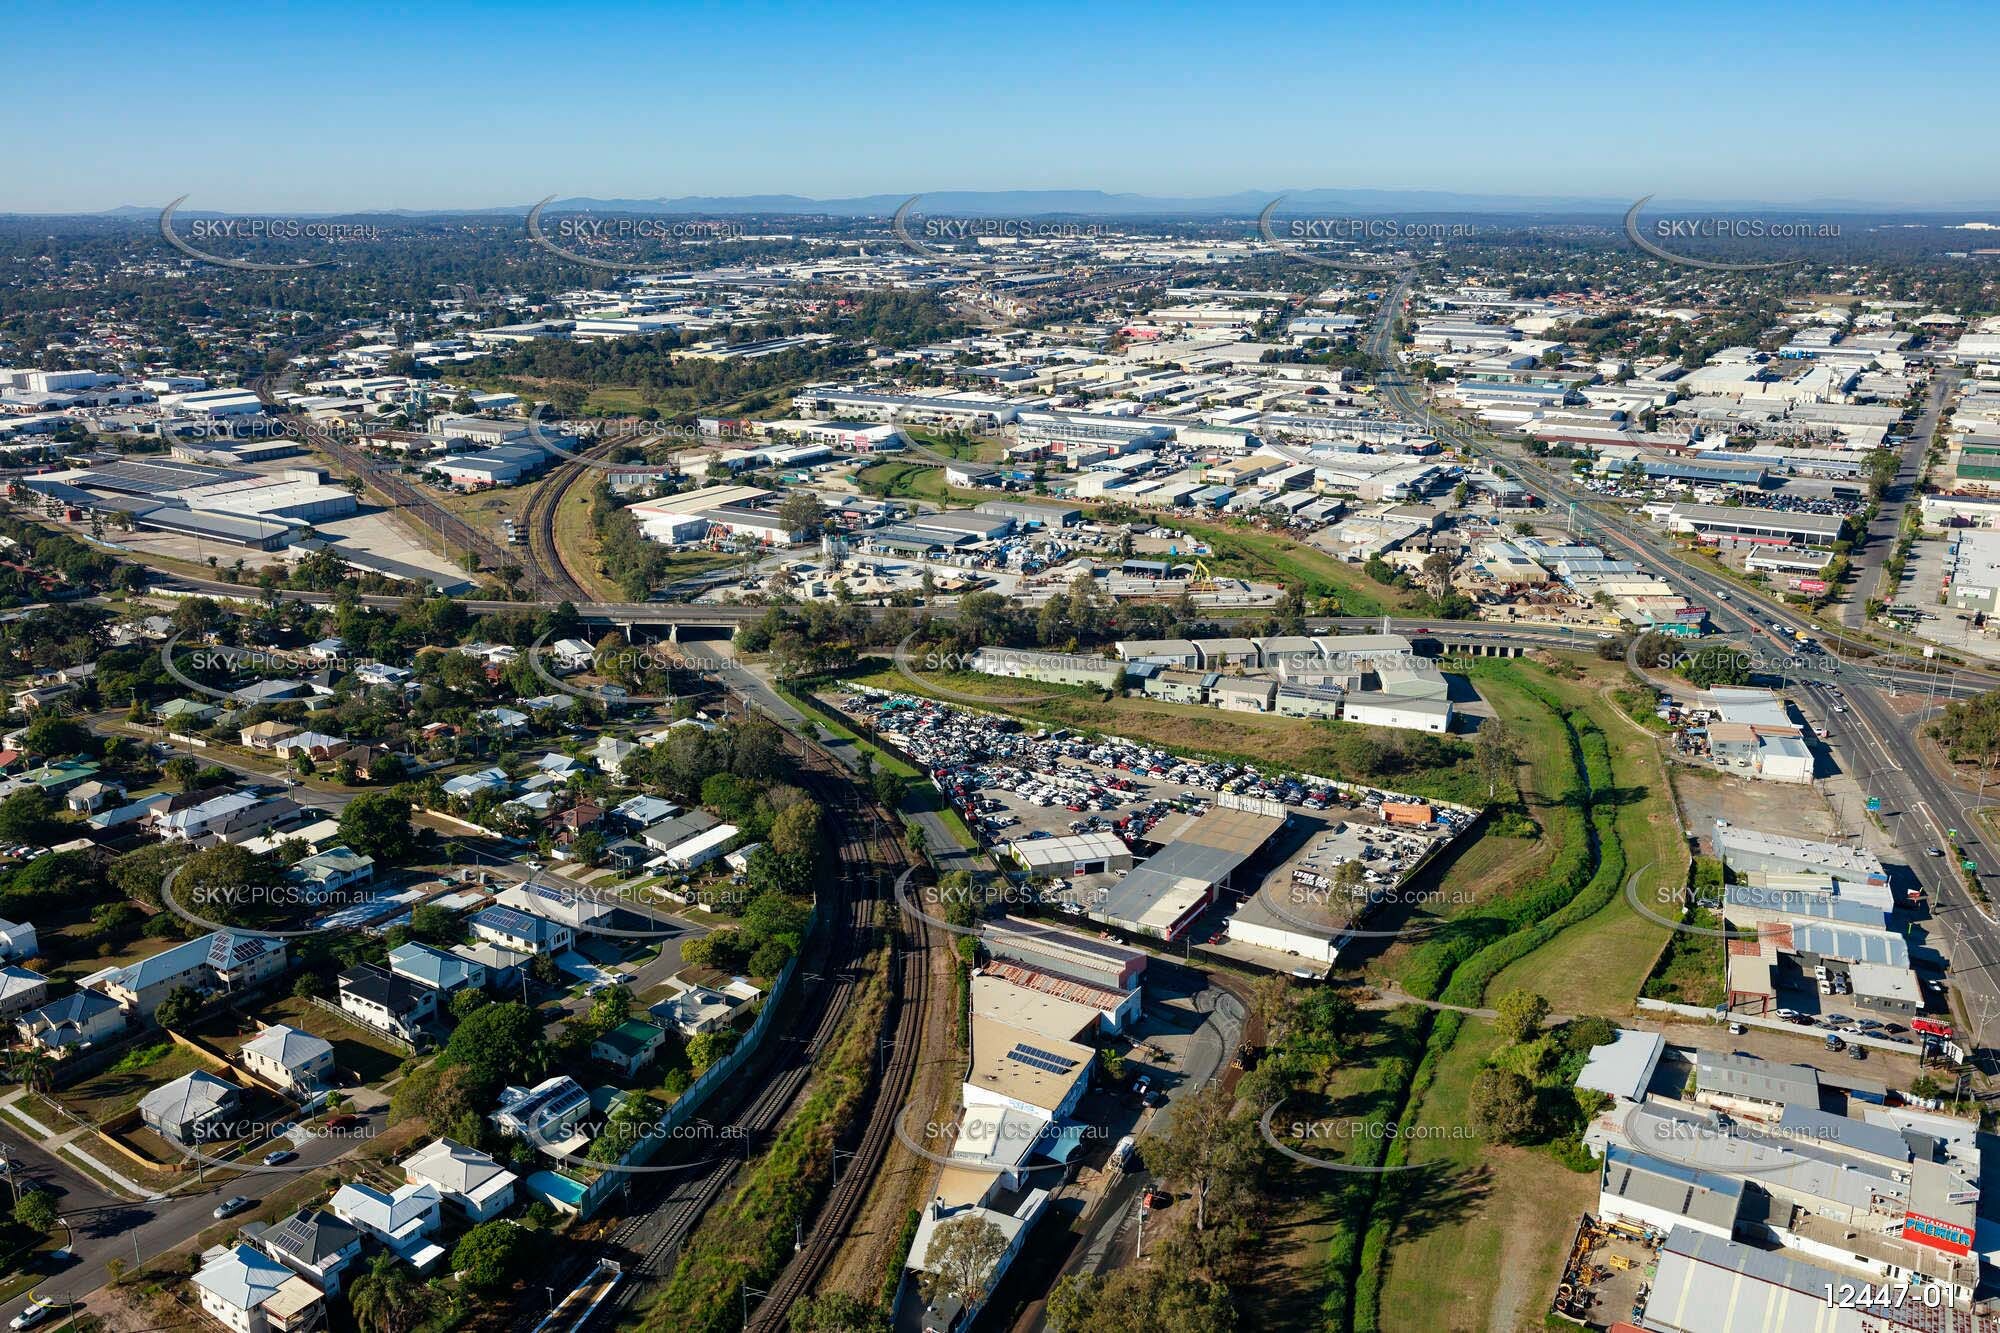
1359,275,2000,1069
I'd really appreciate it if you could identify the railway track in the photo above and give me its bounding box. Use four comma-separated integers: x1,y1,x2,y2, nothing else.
519,424,656,605
578,747,910,1325
745,843,936,1330
246,375,549,596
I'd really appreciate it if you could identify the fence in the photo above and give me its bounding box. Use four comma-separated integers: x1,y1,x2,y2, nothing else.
573,899,821,1219
305,994,417,1054
1633,996,1919,1054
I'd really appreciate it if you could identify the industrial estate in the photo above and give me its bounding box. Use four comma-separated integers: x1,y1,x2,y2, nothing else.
3,15,2000,1333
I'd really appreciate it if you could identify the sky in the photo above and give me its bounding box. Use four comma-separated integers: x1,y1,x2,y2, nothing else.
3,0,1994,214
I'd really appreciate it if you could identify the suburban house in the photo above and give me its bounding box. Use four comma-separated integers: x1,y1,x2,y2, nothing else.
287,847,375,897
239,1024,336,1093
0,918,36,961
85,931,288,1020
470,906,574,956
240,721,302,751
401,1138,519,1222
0,965,48,1018
590,1020,668,1077
336,965,438,1043
490,1075,592,1149
64,779,125,813
389,942,486,995
650,975,763,1037
262,1207,363,1294
193,1244,326,1333
14,988,126,1053
138,1069,242,1142
451,941,530,993
328,1181,446,1271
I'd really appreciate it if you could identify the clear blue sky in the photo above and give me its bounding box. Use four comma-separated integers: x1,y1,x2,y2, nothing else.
4,0,1992,213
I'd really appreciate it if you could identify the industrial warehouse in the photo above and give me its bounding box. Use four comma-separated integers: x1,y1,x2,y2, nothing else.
10,460,358,549
1563,1031,1992,1332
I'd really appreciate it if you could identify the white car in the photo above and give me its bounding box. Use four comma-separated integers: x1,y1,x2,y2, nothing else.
10,1304,54,1331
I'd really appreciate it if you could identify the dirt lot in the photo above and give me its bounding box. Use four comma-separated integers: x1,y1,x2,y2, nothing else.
1670,764,1843,852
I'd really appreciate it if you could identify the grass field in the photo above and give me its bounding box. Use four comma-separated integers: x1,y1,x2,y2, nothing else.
903,428,1005,463
1363,662,1577,986
1372,1017,1597,1332
843,665,1490,805
209,995,410,1086
854,461,987,505
55,1043,212,1123
1167,517,1418,617
1485,681,1682,1014
1362,658,1683,1329
548,477,623,602
1245,1005,1432,1333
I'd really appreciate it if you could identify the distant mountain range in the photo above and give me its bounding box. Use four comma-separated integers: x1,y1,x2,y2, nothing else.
49,188,2000,220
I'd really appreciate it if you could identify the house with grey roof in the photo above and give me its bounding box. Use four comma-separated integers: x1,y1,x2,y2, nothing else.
239,1023,335,1093
85,931,287,1020
139,1069,241,1142
193,1243,325,1333
14,987,125,1053
388,942,485,995
262,1207,362,1294
401,1138,518,1222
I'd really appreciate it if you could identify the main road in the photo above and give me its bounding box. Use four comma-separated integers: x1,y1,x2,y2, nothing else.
1359,273,2000,1066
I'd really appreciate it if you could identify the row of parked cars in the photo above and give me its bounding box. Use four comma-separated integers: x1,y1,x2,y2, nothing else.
848,688,1476,832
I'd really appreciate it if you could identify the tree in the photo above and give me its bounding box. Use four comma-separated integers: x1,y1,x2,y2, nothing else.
165,754,203,792
448,987,490,1023
1139,1080,1261,1234
686,1029,738,1073
442,1001,543,1098
790,1292,880,1332
12,1189,57,1235
1420,551,1455,598
21,715,89,759
918,1213,1009,1313
588,984,632,1032
155,985,203,1031
1494,989,1550,1045
1469,1067,1541,1144
1473,718,1515,803
0,789,56,846
769,800,821,860
450,1220,528,1292
339,791,417,864
348,1254,438,1333
777,491,826,539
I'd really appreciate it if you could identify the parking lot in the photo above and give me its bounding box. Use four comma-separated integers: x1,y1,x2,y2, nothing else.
828,686,1476,854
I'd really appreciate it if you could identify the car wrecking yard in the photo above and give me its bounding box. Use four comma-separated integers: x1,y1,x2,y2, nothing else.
823,686,1477,974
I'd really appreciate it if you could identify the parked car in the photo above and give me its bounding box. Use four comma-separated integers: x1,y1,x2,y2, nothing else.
213,1195,253,1220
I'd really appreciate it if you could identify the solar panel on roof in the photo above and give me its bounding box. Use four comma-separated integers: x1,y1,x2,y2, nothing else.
1006,1042,1079,1074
